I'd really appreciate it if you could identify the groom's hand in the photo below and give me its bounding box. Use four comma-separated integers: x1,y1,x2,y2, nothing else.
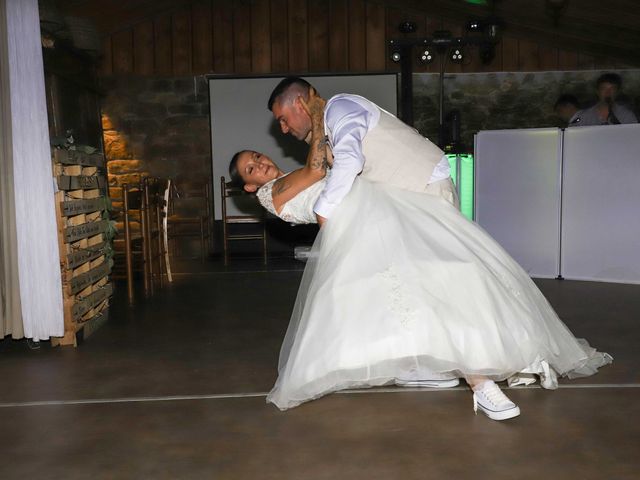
300,88,326,125
316,213,326,227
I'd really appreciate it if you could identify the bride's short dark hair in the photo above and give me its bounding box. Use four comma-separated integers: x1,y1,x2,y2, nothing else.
268,76,311,111
229,150,245,186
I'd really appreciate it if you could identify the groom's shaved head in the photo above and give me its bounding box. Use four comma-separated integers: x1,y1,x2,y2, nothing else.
268,76,312,111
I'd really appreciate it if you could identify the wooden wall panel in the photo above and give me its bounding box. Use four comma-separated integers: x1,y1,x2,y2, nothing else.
270,0,289,72
100,36,113,75
348,0,366,71
172,10,192,75
192,1,213,74
112,30,133,74
308,0,329,72
577,52,595,70
365,2,386,71
133,21,154,75
329,0,349,72
154,13,172,75
213,1,234,73
251,0,272,73
593,55,616,69
479,40,503,73
502,36,519,71
288,0,308,72
233,0,252,74
99,0,627,77
539,45,558,70
464,41,484,73
518,39,540,71
558,50,578,70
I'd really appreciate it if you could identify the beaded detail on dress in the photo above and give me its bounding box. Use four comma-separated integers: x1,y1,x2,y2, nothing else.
376,263,416,327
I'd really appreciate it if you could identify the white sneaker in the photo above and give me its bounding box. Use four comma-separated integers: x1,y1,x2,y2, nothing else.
473,381,521,421
395,378,460,388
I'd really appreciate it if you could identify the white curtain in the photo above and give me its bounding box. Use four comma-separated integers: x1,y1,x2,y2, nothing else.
0,0,63,340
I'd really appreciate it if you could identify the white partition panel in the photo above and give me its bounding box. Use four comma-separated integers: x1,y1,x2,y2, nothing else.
475,128,563,278
561,124,640,284
210,74,397,219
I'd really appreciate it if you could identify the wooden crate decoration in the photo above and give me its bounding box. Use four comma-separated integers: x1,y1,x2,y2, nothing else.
52,149,114,346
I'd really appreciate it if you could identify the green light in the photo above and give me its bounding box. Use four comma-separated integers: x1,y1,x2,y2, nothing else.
465,0,488,4
446,154,474,220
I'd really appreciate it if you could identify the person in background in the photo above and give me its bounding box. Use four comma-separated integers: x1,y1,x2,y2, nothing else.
578,73,638,126
554,94,583,127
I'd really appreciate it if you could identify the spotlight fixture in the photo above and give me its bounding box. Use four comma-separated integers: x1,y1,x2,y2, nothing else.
466,19,483,32
388,39,403,63
419,48,433,64
450,48,464,63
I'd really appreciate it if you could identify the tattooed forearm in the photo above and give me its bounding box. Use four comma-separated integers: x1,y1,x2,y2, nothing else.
309,138,328,171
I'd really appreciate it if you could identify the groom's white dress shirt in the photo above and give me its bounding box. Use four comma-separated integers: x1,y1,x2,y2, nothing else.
314,94,451,219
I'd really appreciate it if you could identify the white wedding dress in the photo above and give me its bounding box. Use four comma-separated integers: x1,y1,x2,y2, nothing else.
258,176,612,410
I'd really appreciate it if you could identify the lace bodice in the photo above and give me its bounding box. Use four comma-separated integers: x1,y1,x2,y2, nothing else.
257,174,327,224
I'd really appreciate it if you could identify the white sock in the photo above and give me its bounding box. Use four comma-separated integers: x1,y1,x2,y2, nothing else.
472,379,495,392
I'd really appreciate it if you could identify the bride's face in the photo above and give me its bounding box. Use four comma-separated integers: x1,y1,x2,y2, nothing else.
237,151,280,191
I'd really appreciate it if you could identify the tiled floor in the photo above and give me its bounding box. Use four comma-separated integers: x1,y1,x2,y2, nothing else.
0,259,638,479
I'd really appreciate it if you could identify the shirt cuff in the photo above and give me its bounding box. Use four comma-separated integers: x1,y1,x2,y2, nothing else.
313,199,336,219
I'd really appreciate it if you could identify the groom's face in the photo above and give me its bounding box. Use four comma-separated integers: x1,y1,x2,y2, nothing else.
272,97,312,142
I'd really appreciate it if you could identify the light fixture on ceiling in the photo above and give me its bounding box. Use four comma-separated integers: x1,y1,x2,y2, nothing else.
450,47,464,63
419,48,434,64
388,39,403,63
466,19,483,33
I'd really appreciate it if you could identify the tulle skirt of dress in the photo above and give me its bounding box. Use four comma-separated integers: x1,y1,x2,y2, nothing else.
267,178,612,410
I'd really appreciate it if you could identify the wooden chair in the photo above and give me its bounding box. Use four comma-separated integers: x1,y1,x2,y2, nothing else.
118,181,149,304
166,179,213,262
220,176,267,266
143,177,170,293
162,179,173,283
113,178,171,304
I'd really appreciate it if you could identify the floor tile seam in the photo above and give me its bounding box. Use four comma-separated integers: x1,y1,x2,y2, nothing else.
170,270,304,275
0,383,638,409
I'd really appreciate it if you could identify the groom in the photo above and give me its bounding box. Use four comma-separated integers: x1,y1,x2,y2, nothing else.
264,76,460,389
267,76,458,226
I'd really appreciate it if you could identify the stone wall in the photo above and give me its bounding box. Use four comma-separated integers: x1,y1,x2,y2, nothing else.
101,75,211,207
414,69,640,149
101,75,213,256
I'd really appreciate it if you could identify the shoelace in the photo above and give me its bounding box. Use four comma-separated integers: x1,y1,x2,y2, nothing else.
473,383,512,414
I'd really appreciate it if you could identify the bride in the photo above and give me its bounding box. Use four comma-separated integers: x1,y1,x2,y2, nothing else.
231,95,612,421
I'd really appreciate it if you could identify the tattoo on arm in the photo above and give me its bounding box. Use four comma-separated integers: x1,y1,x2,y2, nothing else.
272,178,291,196
308,136,328,171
